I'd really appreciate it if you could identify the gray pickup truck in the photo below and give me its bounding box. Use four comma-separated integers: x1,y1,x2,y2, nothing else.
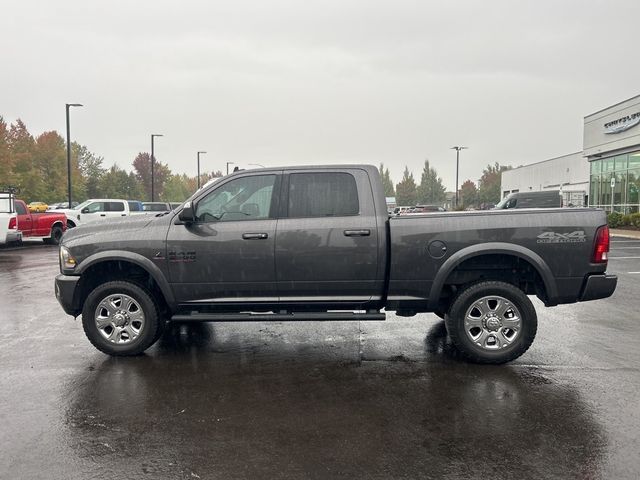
55,165,617,363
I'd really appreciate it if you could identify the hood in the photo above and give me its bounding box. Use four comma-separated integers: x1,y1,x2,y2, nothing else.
63,214,157,243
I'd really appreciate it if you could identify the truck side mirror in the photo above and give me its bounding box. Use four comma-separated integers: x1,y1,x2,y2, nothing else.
81,207,89,214
178,201,195,223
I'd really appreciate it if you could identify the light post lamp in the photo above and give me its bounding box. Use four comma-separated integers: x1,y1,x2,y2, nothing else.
226,162,235,175
248,163,265,168
66,103,83,208
151,134,163,201
197,151,207,189
451,146,468,208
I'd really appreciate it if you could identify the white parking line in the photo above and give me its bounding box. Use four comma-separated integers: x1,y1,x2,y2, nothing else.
628,272,640,274
609,256,640,259
610,246,640,249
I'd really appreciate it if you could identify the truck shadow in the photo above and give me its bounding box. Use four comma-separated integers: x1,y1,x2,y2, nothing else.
62,321,606,479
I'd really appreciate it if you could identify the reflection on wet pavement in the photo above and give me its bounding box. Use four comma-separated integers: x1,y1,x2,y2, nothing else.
1,245,639,479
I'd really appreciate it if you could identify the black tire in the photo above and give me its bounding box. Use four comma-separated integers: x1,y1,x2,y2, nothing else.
444,281,537,364
44,225,63,245
82,281,161,356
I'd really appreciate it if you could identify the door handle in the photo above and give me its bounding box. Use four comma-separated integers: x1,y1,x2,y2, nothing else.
344,229,370,237
100,214,106,217
242,232,268,240
121,214,126,216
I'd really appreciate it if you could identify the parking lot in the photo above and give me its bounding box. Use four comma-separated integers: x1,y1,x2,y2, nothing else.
1,239,639,479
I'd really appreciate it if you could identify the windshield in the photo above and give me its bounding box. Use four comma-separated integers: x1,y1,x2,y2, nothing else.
495,195,512,209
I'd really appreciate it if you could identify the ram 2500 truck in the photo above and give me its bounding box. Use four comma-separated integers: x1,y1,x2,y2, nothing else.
54,165,617,363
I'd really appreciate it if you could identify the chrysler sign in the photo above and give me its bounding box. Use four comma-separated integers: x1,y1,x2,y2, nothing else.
604,111,640,134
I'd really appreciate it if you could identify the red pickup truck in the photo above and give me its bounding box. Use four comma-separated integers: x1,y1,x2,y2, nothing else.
14,199,67,244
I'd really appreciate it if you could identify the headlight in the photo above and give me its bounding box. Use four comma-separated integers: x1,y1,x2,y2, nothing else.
59,246,77,270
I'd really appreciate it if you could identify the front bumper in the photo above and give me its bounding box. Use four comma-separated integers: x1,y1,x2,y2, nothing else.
55,274,81,316
580,274,617,302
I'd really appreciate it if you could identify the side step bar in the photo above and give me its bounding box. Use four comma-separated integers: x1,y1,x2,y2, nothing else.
170,311,386,322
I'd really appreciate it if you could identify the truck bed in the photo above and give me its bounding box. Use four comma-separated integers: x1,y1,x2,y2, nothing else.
387,208,608,310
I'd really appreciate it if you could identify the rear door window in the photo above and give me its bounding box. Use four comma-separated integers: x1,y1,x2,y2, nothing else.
107,202,125,212
287,172,359,217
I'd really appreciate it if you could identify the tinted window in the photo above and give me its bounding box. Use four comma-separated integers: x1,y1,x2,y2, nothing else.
15,202,27,215
128,201,143,212
288,173,359,217
107,202,125,212
144,203,169,211
196,175,276,222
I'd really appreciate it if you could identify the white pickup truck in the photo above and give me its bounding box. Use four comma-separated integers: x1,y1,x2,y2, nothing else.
57,199,145,228
0,192,21,245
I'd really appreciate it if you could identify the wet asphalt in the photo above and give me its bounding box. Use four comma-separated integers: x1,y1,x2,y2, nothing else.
0,239,639,479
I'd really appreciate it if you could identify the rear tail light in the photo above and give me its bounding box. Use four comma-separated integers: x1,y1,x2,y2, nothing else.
8,217,17,230
593,225,610,263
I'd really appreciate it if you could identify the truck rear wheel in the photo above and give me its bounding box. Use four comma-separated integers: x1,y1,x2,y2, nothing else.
444,281,537,364
81,281,161,356
44,225,63,245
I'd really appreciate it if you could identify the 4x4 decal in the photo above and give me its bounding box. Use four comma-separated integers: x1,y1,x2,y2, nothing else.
537,231,586,244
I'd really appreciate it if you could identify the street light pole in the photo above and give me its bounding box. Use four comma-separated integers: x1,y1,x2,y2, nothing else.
226,162,235,175
451,146,468,208
151,134,163,202
65,103,83,208
197,151,207,189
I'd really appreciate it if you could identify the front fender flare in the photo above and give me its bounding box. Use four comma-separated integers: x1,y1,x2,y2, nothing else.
75,250,176,310
427,242,558,308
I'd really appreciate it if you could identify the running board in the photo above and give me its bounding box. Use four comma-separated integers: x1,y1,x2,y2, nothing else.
170,311,386,322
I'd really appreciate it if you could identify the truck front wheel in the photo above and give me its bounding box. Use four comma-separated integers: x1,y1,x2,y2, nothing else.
82,281,162,356
445,281,537,364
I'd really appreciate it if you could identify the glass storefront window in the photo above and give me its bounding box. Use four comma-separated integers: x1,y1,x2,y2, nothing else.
613,171,626,205
590,160,601,174
628,168,640,206
614,155,628,171
603,157,615,172
629,152,640,169
601,173,612,206
590,174,601,206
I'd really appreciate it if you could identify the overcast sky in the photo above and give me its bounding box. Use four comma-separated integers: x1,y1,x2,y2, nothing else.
2,0,639,189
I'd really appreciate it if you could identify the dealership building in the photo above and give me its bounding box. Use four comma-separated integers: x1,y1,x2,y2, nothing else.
501,93,640,212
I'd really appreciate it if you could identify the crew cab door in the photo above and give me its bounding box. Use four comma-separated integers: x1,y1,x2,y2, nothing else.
166,173,281,304
275,169,379,305
79,201,106,223
14,201,32,235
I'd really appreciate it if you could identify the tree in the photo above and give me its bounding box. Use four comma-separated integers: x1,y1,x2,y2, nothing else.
99,165,143,200
378,163,395,197
33,131,67,203
395,166,417,206
416,159,446,205
0,117,13,187
459,179,478,208
8,119,38,200
74,143,104,199
478,162,512,204
133,152,171,201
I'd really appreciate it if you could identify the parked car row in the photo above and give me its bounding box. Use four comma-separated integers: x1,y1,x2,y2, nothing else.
58,199,181,228
0,193,68,246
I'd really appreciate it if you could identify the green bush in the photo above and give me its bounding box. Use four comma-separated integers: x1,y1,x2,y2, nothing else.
630,212,640,228
621,214,632,227
607,211,623,228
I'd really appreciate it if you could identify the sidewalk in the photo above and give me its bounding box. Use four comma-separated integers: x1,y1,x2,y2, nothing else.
610,228,640,239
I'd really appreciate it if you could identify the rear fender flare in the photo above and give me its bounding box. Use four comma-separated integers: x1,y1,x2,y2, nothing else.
428,242,558,308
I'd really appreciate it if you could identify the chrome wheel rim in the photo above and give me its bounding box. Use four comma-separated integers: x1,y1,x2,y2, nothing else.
94,294,145,344
464,295,522,350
